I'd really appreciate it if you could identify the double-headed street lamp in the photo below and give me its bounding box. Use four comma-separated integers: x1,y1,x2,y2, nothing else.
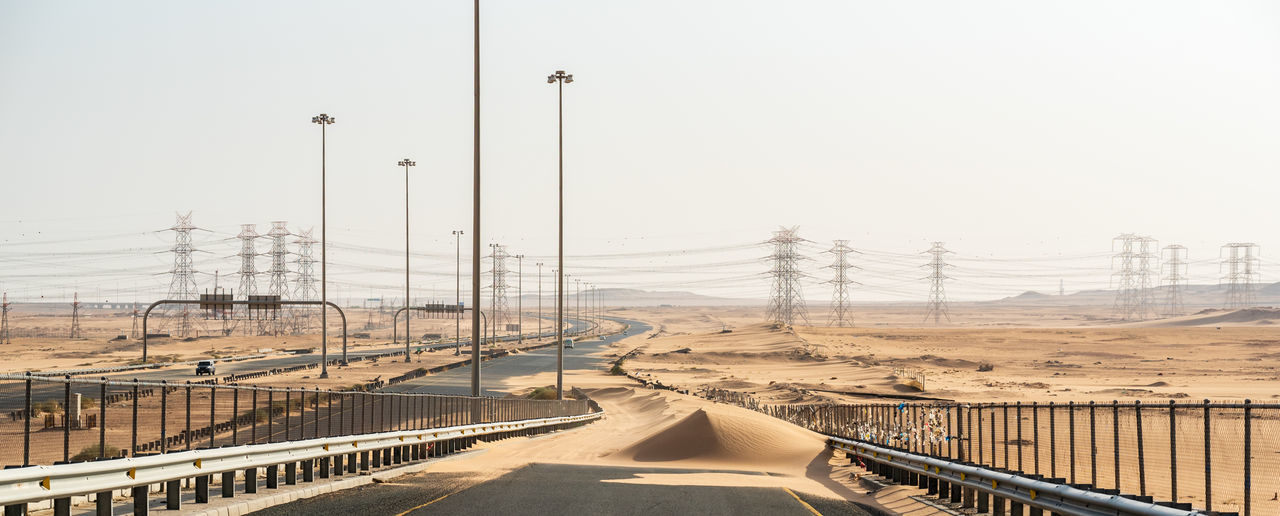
311,113,335,378
398,158,416,362
547,69,572,399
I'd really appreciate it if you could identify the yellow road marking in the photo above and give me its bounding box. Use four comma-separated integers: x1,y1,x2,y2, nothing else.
394,487,468,516
783,487,822,516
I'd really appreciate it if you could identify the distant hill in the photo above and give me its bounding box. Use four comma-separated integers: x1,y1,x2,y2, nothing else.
987,282,1280,310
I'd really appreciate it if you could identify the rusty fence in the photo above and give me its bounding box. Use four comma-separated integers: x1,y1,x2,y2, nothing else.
0,373,592,469
702,389,1276,516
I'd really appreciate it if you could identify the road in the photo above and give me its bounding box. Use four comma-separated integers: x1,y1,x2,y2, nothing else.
0,318,592,413
381,317,651,396
250,463,873,516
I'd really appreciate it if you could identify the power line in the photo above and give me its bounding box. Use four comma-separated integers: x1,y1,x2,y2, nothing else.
165,212,199,337
1161,244,1187,317
1111,234,1157,320
1221,242,1260,308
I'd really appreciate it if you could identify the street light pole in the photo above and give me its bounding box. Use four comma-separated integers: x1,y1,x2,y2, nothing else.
547,70,572,400
398,158,416,362
516,254,524,345
453,230,463,355
311,113,335,378
470,0,482,397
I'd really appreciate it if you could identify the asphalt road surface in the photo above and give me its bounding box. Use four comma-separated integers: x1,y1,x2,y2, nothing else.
250,463,875,516
381,317,652,396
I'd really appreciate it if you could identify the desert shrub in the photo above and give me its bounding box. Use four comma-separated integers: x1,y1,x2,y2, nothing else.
609,362,626,376
977,362,995,372
526,386,558,400
72,444,119,461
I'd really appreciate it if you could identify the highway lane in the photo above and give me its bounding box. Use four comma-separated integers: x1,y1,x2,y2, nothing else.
250,463,874,516
381,317,652,396
1,319,591,413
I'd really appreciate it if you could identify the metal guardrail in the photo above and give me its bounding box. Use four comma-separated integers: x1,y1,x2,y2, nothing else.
830,436,1203,516
0,411,603,513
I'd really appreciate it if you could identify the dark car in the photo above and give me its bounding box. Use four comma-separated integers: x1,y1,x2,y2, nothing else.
195,360,216,376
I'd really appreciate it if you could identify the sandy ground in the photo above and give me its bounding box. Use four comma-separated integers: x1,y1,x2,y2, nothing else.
609,306,1278,403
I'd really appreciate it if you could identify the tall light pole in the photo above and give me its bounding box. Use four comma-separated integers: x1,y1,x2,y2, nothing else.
516,254,524,345
536,262,543,339
574,277,581,334
547,69,572,399
470,0,482,397
311,113,335,378
397,158,416,362
453,230,463,355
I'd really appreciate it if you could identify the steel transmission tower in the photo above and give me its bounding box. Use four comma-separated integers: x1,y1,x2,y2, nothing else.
1,293,10,345
922,242,952,324
765,227,809,326
824,240,860,327
266,221,291,334
489,244,511,329
165,212,200,337
236,224,260,334
1221,243,1260,308
1111,234,1158,320
70,292,83,339
1160,244,1188,317
291,228,318,334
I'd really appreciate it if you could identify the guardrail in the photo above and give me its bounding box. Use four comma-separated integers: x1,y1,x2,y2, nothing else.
830,436,1203,516
692,387,1273,515
0,410,602,515
0,374,594,472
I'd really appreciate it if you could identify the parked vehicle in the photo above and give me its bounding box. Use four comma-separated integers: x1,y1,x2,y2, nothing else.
195,360,216,376
564,338,574,349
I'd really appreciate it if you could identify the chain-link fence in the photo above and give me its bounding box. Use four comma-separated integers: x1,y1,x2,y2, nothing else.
700,388,1274,516
0,374,592,469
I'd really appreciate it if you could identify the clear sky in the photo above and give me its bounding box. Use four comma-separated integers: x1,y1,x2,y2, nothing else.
2,1,1279,303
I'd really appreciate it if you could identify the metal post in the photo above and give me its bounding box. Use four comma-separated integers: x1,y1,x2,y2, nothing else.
185,383,191,450
207,385,214,449
99,378,107,459
1031,401,1038,475
133,379,140,456
1113,400,1120,490
1089,401,1096,487
63,376,70,463
1002,403,1009,468
1135,399,1146,496
470,0,482,397
1169,400,1178,503
1243,399,1252,516
267,389,274,443
1015,401,1023,471
517,254,523,345
252,388,258,443
285,388,291,441
454,230,462,355
231,385,238,445
400,158,414,362
161,381,168,453
312,113,334,378
1048,402,1055,478
1068,401,1075,484
1203,399,1211,510
23,373,31,466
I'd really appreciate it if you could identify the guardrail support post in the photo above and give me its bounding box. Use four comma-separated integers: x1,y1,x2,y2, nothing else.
334,454,344,476
245,467,258,493
302,459,314,482
1009,499,1023,515
926,475,936,494
383,447,392,466
349,452,359,473
285,462,297,485
221,471,235,497
992,494,1004,515
1028,507,1043,516
372,449,382,468
951,477,962,504
320,456,331,478
936,478,947,499
361,451,370,471
196,475,209,503
962,483,974,508
266,464,279,488
3,504,22,516
96,490,112,514
54,497,70,516
977,489,989,513
165,479,181,510
132,485,148,515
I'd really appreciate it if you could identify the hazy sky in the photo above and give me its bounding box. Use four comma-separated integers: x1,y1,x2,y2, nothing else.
2,1,1279,302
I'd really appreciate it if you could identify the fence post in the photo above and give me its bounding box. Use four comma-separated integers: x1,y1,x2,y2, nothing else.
63,375,70,463
185,382,192,451
1031,401,1038,475
1203,399,1211,511
1135,399,1146,496
1169,400,1177,503
252,388,258,444
99,378,107,459
231,385,239,446
977,404,984,466
1243,399,1251,516
133,379,140,456
1002,403,1009,469
1068,401,1075,484
161,380,168,453
1015,401,1023,471
23,372,31,467
285,388,291,441
1089,400,1096,487
208,385,215,449
267,388,274,443
1048,401,1055,478
1112,400,1120,491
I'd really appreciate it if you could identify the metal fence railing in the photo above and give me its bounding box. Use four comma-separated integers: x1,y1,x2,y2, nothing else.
700,388,1276,516
0,374,592,468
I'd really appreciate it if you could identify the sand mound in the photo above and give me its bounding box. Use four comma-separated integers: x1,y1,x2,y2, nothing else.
1155,307,1280,327
611,406,823,467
